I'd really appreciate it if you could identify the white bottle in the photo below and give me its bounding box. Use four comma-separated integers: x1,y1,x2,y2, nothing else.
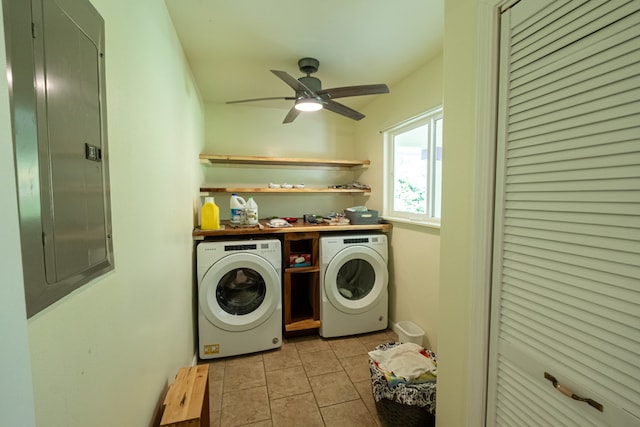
229,194,246,224
245,197,258,226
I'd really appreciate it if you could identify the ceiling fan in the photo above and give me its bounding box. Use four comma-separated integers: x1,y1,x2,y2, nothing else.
226,57,390,124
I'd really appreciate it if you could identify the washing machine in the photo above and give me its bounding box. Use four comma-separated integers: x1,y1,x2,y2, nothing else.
197,239,282,359
319,234,389,338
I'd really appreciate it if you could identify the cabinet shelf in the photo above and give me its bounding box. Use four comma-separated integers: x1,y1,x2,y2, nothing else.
285,319,321,333
282,232,320,336
199,154,370,169
285,266,320,274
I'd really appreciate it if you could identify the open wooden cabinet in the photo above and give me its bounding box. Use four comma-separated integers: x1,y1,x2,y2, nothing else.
282,232,320,334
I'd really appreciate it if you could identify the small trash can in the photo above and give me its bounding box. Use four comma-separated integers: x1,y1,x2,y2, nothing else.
369,342,436,427
396,321,425,345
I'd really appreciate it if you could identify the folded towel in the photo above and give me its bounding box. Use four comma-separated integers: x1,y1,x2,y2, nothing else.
368,342,437,381
382,369,437,387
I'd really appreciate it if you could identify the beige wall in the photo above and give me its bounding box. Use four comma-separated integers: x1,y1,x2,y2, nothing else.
0,5,37,425
356,55,444,351
203,55,444,349
21,1,204,426
437,0,484,425
1,1,475,425
202,100,366,220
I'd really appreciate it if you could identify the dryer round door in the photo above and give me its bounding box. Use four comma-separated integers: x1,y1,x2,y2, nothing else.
324,245,388,314
199,252,280,332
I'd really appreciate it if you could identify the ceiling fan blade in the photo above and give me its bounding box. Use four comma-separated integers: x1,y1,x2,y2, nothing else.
317,84,389,100
226,96,295,104
323,100,365,121
271,70,317,95
282,106,301,124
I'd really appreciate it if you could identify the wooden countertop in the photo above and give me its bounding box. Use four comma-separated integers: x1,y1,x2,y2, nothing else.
193,220,391,239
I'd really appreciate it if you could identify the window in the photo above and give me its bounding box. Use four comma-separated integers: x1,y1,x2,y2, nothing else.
384,108,443,225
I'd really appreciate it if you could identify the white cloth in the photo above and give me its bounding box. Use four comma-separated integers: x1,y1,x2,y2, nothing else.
368,342,437,380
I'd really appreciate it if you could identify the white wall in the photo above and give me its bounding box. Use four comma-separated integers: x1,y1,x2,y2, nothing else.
0,6,37,425
355,55,443,350
22,1,204,426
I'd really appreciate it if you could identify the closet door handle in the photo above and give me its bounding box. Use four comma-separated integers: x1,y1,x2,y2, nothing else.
544,372,603,412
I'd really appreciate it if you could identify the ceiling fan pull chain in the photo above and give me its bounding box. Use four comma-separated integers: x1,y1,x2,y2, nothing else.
543,372,603,412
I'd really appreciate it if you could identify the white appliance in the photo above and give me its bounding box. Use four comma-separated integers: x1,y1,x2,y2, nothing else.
319,234,388,337
197,239,282,359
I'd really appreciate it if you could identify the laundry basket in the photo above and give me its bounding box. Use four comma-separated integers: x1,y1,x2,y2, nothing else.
369,342,436,427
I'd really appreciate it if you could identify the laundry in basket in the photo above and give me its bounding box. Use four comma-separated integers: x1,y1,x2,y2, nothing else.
369,342,437,386
369,342,437,427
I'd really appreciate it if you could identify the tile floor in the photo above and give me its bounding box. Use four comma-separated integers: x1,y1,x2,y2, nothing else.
204,329,399,427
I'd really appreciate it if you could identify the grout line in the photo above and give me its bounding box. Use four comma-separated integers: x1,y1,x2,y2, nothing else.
213,330,397,426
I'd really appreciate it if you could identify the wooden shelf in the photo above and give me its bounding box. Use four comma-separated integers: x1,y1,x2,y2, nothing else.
200,186,370,194
285,266,320,274
200,154,370,169
193,220,392,239
285,319,321,333
199,154,371,195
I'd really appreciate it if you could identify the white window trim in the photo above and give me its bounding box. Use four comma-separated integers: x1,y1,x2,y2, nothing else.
383,107,443,227
382,215,441,230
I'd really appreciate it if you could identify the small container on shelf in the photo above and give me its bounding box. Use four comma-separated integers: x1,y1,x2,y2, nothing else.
289,253,311,268
345,209,379,224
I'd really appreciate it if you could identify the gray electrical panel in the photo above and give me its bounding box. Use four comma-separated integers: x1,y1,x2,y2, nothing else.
4,0,113,317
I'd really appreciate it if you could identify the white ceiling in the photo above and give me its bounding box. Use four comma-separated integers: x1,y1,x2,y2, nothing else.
165,0,444,112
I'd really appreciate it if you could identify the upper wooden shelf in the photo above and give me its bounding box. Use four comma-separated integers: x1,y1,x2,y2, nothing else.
200,186,370,194
199,154,370,169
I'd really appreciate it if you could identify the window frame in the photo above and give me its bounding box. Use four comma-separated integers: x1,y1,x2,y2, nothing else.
383,107,443,228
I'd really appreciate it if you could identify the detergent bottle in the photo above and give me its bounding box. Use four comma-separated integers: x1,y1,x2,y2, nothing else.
229,194,246,225
244,197,259,226
201,196,220,230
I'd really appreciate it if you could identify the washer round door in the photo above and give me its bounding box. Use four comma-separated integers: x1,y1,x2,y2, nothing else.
324,245,388,314
199,252,280,332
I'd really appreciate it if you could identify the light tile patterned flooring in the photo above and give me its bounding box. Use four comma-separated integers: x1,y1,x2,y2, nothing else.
205,329,399,427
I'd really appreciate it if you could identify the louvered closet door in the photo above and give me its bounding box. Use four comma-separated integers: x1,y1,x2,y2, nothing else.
487,1,640,426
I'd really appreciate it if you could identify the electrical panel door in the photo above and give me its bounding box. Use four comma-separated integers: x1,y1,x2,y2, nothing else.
5,0,113,316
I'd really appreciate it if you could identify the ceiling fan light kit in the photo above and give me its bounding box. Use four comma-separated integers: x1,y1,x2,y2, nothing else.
226,57,389,123
295,98,323,112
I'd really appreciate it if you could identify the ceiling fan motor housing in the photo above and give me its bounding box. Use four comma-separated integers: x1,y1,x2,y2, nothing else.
298,76,321,93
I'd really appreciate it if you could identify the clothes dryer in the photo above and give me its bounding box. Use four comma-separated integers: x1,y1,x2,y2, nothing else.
319,234,388,337
197,239,282,359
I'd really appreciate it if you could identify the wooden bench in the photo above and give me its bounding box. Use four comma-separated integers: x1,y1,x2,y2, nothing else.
160,365,209,427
